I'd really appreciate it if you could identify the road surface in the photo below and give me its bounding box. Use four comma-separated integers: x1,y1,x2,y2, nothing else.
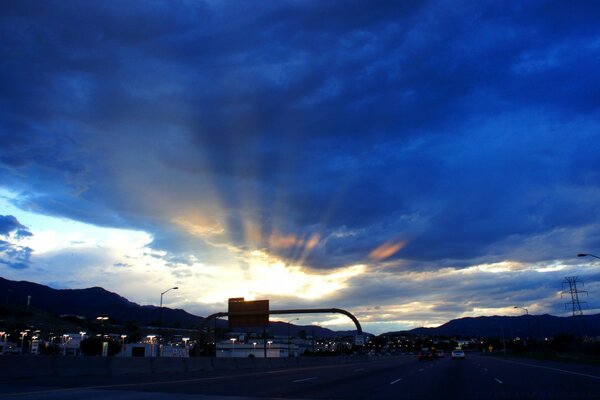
0,354,599,399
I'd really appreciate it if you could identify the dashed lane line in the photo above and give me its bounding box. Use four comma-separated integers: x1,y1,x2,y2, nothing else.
390,378,403,385
292,377,317,383
494,378,503,384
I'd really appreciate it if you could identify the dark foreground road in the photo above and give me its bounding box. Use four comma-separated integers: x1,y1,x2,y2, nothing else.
1,354,599,399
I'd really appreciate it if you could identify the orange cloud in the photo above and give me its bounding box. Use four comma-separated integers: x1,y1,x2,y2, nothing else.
369,240,407,260
268,231,301,249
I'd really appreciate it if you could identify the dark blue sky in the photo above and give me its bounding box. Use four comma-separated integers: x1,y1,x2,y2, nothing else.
1,1,599,332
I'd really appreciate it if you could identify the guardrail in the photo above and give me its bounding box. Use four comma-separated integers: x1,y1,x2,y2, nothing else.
0,355,371,379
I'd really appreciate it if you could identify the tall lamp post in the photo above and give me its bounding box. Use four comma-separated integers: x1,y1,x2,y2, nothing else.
577,253,600,260
514,306,532,343
159,286,178,356
287,318,299,357
230,338,236,357
0,332,7,355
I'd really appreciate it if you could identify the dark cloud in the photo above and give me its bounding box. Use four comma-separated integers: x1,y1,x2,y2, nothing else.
0,239,33,270
0,0,599,274
0,215,30,237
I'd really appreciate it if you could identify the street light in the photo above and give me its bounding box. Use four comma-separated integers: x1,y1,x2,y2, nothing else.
159,286,178,355
230,338,237,357
19,331,27,355
159,287,179,325
578,253,600,259
514,306,532,342
287,318,299,357
0,332,7,355
96,316,109,330
62,334,70,356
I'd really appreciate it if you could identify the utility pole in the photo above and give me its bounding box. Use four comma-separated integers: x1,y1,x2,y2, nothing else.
561,277,588,336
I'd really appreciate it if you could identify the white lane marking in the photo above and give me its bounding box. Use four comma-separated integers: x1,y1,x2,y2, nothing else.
491,358,600,380
484,368,488,372
354,368,365,372
390,378,403,385
418,368,424,372
494,378,503,384
293,377,317,383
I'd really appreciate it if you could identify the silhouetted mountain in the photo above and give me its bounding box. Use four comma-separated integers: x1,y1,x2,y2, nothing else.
0,277,346,337
0,276,204,328
384,314,600,338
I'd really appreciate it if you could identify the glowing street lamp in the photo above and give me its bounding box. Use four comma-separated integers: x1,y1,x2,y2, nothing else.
230,338,237,357
62,334,71,356
0,331,7,355
19,331,27,355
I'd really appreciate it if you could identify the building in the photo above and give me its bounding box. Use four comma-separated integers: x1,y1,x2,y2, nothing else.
215,340,298,358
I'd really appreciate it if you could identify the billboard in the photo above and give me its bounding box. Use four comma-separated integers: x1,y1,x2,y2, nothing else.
228,298,269,328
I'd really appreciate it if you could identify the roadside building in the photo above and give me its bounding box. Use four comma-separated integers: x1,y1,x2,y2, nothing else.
215,340,298,358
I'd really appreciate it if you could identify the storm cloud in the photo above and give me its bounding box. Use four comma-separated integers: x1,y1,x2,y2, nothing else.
1,1,599,330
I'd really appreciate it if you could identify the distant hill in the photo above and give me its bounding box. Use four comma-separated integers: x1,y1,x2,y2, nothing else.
384,314,600,338
0,277,204,328
0,277,345,337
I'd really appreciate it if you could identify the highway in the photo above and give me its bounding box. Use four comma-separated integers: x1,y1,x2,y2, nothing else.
0,354,599,399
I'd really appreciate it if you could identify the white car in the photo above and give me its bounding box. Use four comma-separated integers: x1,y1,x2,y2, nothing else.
451,350,465,359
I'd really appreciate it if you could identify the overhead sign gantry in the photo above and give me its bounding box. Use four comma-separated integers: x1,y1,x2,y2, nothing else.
198,298,364,355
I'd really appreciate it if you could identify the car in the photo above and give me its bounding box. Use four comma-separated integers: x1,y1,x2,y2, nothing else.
435,349,444,358
418,347,434,361
451,350,465,359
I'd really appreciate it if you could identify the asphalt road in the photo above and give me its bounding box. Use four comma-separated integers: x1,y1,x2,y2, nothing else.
1,354,599,399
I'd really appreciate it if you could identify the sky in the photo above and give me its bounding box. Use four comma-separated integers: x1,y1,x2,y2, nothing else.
1,0,600,334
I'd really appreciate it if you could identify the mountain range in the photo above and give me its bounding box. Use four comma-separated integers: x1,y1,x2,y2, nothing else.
384,313,600,338
0,277,344,337
2,277,598,338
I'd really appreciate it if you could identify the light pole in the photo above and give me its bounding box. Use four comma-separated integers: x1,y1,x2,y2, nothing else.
287,318,299,357
578,253,600,260
62,334,70,356
96,316,109,334
159,286,178,356
79,332,86,356
19,331,27,355
0,332,7,355
514,306,532,343
230,338,236,357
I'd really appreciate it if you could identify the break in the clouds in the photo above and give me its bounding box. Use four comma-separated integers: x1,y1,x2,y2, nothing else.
1,1,600,333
